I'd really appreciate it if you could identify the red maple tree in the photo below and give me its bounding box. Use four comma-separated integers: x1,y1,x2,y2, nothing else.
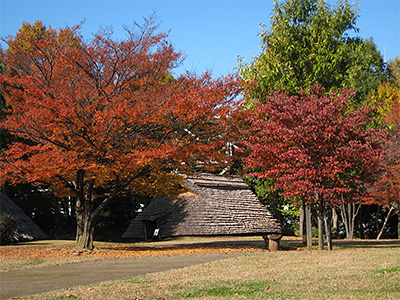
239,88,386,247
0,20,242,249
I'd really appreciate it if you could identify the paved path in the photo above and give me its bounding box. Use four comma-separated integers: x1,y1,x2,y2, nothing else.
0,252,242,299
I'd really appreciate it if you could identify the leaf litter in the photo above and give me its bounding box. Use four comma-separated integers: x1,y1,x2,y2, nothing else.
0,241,262,271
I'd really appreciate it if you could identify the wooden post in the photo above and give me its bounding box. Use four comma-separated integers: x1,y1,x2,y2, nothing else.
266,234,282,251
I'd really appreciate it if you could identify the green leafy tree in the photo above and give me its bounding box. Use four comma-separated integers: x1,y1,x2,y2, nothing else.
238,0,387,104
343,38,388,105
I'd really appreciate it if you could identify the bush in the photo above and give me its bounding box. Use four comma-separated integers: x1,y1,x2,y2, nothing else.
0,213,17,245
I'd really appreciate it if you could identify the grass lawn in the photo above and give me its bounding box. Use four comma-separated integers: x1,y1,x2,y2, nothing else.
10,238,400,300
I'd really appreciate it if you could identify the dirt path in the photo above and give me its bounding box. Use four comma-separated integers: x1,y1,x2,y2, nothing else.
0,252,244,299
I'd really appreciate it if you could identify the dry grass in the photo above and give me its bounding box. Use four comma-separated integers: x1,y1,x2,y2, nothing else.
13,239,400,300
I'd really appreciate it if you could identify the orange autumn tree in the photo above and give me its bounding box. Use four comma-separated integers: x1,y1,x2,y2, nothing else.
369,57,400,119
365,57,400,239
0,20,242,250
369,96,400,239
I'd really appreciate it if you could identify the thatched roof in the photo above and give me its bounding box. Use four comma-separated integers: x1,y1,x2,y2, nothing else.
122,173,281,240
0,192,49,242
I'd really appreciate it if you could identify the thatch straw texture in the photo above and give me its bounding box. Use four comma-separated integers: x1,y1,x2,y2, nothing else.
122,174,281,240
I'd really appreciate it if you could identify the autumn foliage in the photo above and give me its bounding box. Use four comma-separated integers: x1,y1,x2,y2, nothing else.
240,88,386,207
367,99,400,237
363,57,400,238
0,20,241,249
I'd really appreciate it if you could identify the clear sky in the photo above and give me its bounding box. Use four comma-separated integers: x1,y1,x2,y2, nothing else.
1,0,399,78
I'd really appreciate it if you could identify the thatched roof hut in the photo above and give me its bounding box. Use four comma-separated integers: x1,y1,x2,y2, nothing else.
122,174,282,246
0,192,49,242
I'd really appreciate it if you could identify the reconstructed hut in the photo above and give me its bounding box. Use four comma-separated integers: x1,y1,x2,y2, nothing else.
123,174,282,250
0,192,49,242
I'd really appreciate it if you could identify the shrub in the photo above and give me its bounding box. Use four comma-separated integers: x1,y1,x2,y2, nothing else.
0,213,17,245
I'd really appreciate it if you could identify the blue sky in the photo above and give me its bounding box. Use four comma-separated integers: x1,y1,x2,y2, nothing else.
1,0,399,77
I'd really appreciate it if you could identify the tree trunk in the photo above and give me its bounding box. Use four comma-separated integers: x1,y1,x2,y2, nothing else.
75,204,96,250
67,167,151,250
341,202,350,238
332,208,338,238
340,200,361,239
305,204,313,251
318,213,324,250
76,215,96,250
324,209,333,250
74,169,97,250
300,203,306,245
315,191,324,250
377,206,394,240
346,203,355,239
68,166,151,250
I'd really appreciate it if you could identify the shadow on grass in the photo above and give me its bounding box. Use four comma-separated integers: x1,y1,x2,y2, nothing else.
333,239,400,249
7,236,399,252
94,237,400,252
281,238,400,250
97,241,266,252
